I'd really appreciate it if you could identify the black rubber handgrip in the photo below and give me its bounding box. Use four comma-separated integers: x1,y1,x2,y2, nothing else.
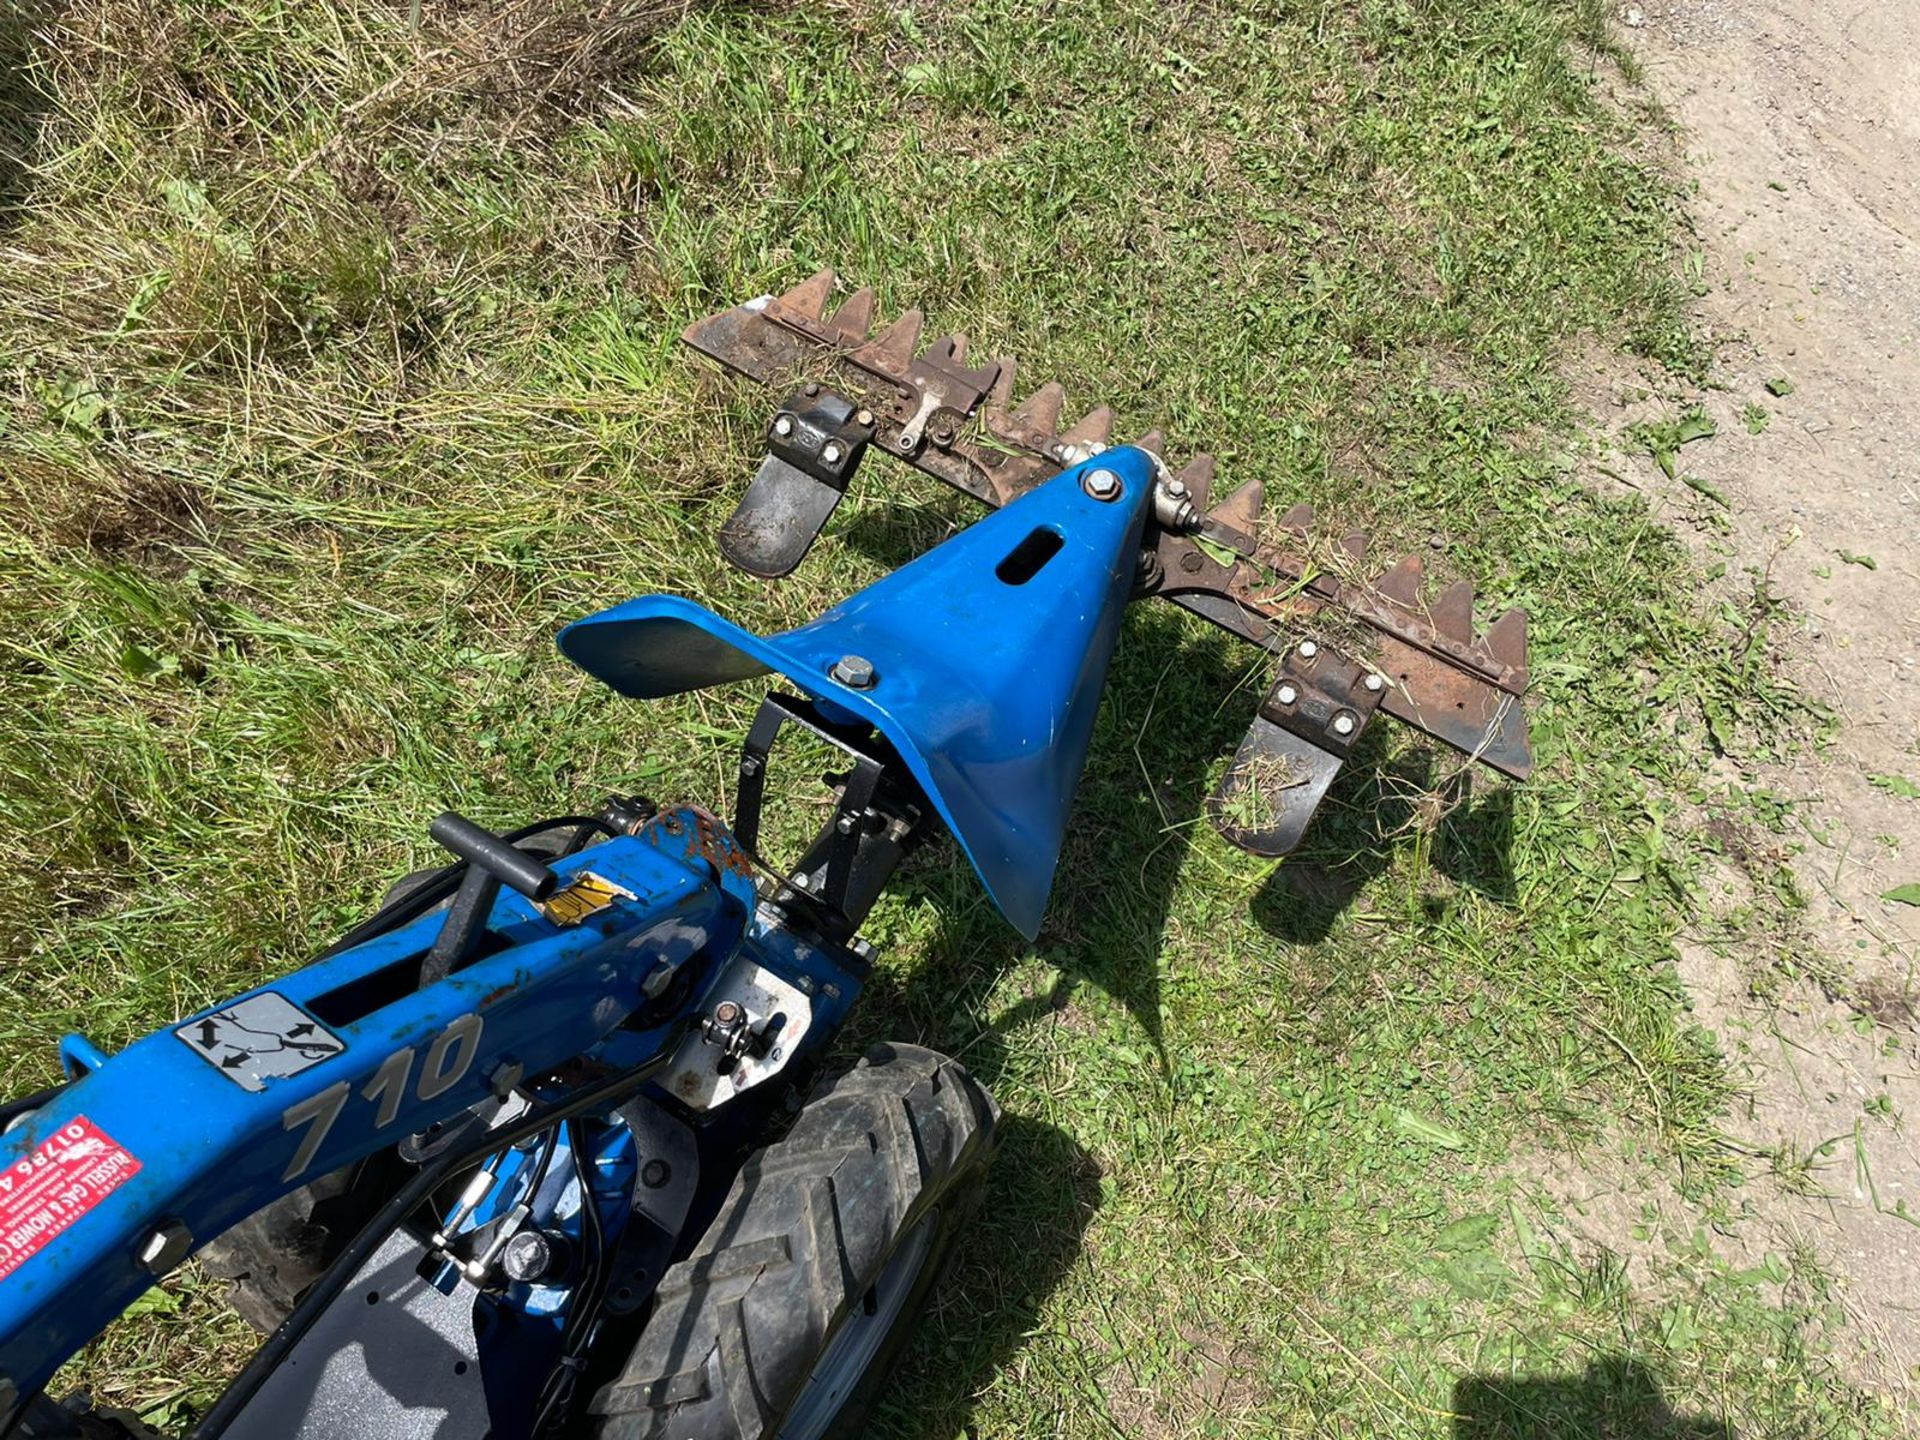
428,811,559,900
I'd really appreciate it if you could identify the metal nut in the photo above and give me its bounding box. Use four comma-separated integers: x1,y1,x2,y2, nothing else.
829,654,876,689
1297,640,1319,659
1082,468,1122,501
1364,672,1386,692
1332,712,1357,736
1276,684,1299,706
821,441,843,464
137,1220,193,1276
855,408,874,426
772,414,794,438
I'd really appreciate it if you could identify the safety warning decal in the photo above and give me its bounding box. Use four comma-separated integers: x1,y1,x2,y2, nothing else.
0,1117,142,1282
175,992,346,1093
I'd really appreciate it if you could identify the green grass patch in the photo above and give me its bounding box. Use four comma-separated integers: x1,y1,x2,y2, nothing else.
0,0,1890,1433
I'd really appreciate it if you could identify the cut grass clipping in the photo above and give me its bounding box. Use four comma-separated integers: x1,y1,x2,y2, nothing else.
0,0,1893,1435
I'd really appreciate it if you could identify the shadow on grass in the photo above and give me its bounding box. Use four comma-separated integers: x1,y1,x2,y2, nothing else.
827,504,1254,1428
883,607,1249,1059
867,1111,1101,1439
1251,744,1518,944
0,0,56,229
1453,1356,1732,1439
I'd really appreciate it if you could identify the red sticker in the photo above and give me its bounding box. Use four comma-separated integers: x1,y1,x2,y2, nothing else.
0,1117,142,1282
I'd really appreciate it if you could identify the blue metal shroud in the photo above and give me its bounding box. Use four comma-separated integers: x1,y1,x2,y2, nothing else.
561,448,1156,939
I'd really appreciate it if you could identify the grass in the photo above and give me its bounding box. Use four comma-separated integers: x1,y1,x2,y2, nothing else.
0,0,1897,1434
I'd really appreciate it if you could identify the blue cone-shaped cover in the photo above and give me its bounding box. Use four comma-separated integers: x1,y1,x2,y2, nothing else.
558,447,1155,938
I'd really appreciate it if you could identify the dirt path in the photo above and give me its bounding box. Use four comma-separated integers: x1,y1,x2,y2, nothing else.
1618,0,1920,1401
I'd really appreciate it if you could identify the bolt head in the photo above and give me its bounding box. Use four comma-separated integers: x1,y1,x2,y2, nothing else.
486,1058,525,1099
835,814,856,834
830,654,876,689
1332,712,1357,736
138,1220,193,1275
1276,684,1299,705
772,414,794,437
1298,639,1319,659
1082,468,1122,501
855,408,874,426
713,1000,743,1025
1167,479,1188,498
822,441,843,464
640,1157,672,1190
1364,672,1386,692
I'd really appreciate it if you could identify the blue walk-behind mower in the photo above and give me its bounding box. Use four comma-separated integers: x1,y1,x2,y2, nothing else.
0,274,1531,1439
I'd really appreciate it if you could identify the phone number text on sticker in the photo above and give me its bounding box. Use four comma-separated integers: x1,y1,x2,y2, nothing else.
0,1117,142,1282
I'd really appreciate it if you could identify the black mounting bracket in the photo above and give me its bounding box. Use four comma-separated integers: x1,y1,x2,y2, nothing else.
731,693,930,942
1208,641,1388,857
717,388,876,578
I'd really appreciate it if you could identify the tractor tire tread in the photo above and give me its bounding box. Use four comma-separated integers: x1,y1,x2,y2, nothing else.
588,1042,996,1440
196,1153,402,1333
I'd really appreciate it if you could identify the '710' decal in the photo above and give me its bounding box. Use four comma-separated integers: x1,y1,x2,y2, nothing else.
279,1015,485,1181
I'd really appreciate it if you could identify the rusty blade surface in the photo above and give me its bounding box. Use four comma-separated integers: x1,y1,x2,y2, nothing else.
682,281,1533,777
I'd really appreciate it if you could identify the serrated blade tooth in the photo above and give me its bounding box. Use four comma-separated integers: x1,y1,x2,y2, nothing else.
1176,454,1216,510
1278,502,1314,534
987,357,1017,412
776,268,835,319
922,334,967,365
852,309,923,374
1374,555,1425,606
1432,580,1475,641
1137,429,1167,457
1014,381,1067,433
826,287,875,342
1485,607,1529,669
1209,479,1263,535
960,358,1003,397
1339,529,1370,563
1061,406,1114,447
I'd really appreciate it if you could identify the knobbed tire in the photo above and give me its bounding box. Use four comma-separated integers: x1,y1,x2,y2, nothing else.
588,1043,999,1440
197,1153,405,1332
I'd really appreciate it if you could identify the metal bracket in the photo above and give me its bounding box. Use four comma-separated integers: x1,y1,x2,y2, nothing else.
657,959,813,1112
1209,641,1387,856
600,1094,696,1317
717,389,876,578
732,693,927,940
